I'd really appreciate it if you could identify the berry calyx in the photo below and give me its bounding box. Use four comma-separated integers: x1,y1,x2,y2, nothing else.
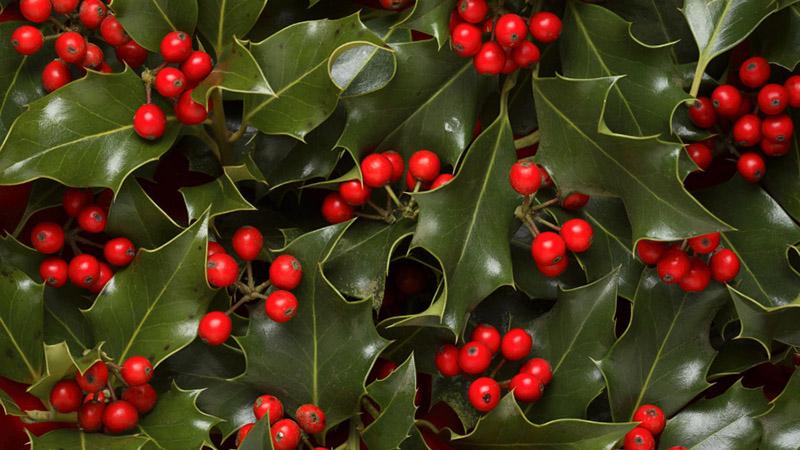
686,142,713,170
509,161,541,195
100,15,130,46
688,97,716,129
509,372,544,403
710,248,740,283
624,426,656,450
180,51,213,82
271,418,302,450
737,152,765,183
295,404,325,434
79,0,106,29
76,361,109,393
732,114,761,147
265,290,298,323
531,231,566,266
473,41,505,75
458,341,492,374
11,25,43,55
40,258,68,288
104,237,136,266
68,254,101,288
633,404,666,435
42,59,71,92
656,248,690,284
20,0,52,23
529,11,562,43
361,153,394,188
31,222,64,254
322,192,354,224
495,14,527,48
270,255,303,290
175,90,208,125
739,56,770,89
77,205,107,233
559,218,593,253
55,32,87,64
468,377,500,412
758,83,788,115
133,104,167,140
501,328,532,361
154,67,187,98
471,324,501,353
50,379,82,413
710,84,742,118
687,232,720,254
198,311,232,346
78,401,105,432
121,383,157,413
435,344,461,377
520,358,553,385
537,254,569,278
120,356,154,386
636,240,667,265
160,31,193,63
451,23,482,58
207,253,239,288
457,0,488,24
103,400,138,434
254,395,284,424
232,226,264,261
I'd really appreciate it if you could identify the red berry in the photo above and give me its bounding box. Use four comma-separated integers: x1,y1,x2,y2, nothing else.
271,419,301,450
509,161,541,195
175,89,208,125
656,248,690,284
408,150,441,182
53,0,79,14
78,401,105,432
120,356,153,386
735,95,753,117
761,114,793,143
785,75,800,107
560,218,593,253
104,237,136,266
198,311,232,345
31,222,64,254
509,373,544,402
458,341,492,374
77,205,106,233
512,41,540,68
688,232,720,254
757,83,788,115
40,258,68,287
82,43,104,69
88,262,113,294
495,14,527,48
633,404,666,435
361,153,394,188
687,97,716,129
431,173,454,189
237,423,255,446
435,344,461,377
710,84,741,117
207,241,226,257
42,59,71,92
710,248,740,283
232,226,263,261
133,104,167,140
537,254,569,278
561,192,590,210
79,0,106,29
382,150,404,182
63,188,92,217
405,169,431,191
19,0,51,23
379,0,411,10
473,41,505,75
502,53,519,75
121,384,157,414
254,395,284,424
624,427,655,450
531,231,566,266
529,12,562,44
686,142,713,170
11,25,43,55
737,152,765,183
451,23,482,57
55,32,87,64
76,361,109,393
115,40,148,68
520,358,552,385
467,377,500,412
761,138,790,157
103,400,138,434
50,380,82,413
321,192,354,223
501,328,532,361
732,114,761,147
269,255,302,290
160,31,192,63
370,359,398,381
295,404,325,434
265,290,298,323
154,67,187,98
100,15,130,46
68,254,100,288
739,56,770,89
471,324,501,353
207,253,239,288
457,0,488,23
679,257,711,293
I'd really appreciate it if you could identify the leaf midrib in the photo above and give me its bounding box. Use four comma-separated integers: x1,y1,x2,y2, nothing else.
0,314,38,380
149,0,178,31
0,56,27,128
243,58,328,121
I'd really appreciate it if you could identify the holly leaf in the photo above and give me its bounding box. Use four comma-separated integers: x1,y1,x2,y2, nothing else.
107,177,183,249
29,430,150,449
9,180,63,237
179,173,255,221
411,110,518,336
0,234,44,280
362,355,419,450
729,287,800,350
658,382,769,450
606,0,697,63
27,341,102,403
325,218,415,302
0,69,181,193
393,0,456,48
243,13,385,140
598,270,727,421
0,267,44,384
0,389,24,416
239,414,275,450
192,39,274,104
697,178,800,308
44,287,95,358
236,222,389,431
524,270,620,422
758,369,800,450
532,75,731,242
112,0,199,53
453,394,634,450
560,1,690,137
708,338,769,380
85,213,215,366
197,0,268,55
511,235,587,300
763,111,800,221
0,21,48,140
138,383,220,450
754,5,800,70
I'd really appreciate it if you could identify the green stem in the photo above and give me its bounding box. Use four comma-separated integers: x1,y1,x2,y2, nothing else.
688,59,706,98
209,90,233,165
534,216,561,231
356,212,387,221
514,130,540,149
347,417,361,450
228,121,249,143
246,261,254,290
25,409,77,423
226,293,255,315
384,185,403,208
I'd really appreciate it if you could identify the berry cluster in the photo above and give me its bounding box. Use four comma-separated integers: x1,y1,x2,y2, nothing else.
687,56,797,183
322,149,450,224
199,226,304,346
33,188,135,294
49,356,156,434
636,232,739,291
435,325,552,412
236,395,326,450
623,404,672,450
448,0,562,75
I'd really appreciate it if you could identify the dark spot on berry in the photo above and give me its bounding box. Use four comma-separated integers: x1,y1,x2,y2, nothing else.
481,393,491,404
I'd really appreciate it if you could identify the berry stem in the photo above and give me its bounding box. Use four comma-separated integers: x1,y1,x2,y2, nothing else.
228,121,249,144
355,211,387,221
534,216,561,231
384,185,402,208
301,435,315,450
412,181,421,193
346,416,361,450
254,279,271,293
209,89,234,165
226,293,255,315
489,359,506,378
25,409,77,423
522,215,539,236
73,235,103,249
514,130,540,149
48,17,70,33
367,200,390,217
530,197,559,212
246,261,255,291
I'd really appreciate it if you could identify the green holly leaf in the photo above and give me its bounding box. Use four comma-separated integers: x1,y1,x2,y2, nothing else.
27,341,102,403
754,5,800,70
325,218,415,302
379,317,456,375
192,39,274,104
0,69,181,193
394,0,456,48
239,414,275,450
362,355,418,450
337,39,489,165
0,234,44,280
0,389,24,416
44,287,95,358
758,369,800,450
197,0,268,55
524,270,619,422
560,1,690,137
237,222,389,431
708,338,769,380
697,178,800,308
511,236,587,300
138,383,220,450
763,111,800,221
29,430,150,450
0,21,48,140
9,180,63,237
598,270,727,421
112,0,199,52
179,173,255,221
453,394,634,450
411,110,518,336
532,75,730,242
658,382,769,450
243,13,385,140
729,287,800,350
85,214,215,366
107,177,183,249
0,267,44,384
606,0,697,63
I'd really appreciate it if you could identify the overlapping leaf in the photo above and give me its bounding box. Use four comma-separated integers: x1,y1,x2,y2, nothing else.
729,287,800,349
0,21,47,140
29,430,150,450
607,0,696,63
112,0,199,52
27,342,102,403
0,267,44,384
758,369,800,450
362,356,418,450
239,414,275,450
44,287,95,359
179,173,255,221
138,384,219,450
107,177,183,249
197,0,268,55
394,0,456,47
511,234,587,300
763,110,800,221
192,39,273,104
755,4,800,69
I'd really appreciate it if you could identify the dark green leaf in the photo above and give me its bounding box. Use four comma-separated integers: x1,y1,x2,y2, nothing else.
9,180,63,237
112,0,199,52
0,389,24,416
607,0,696,63
362,356,418,450
179,173,255,221
27,341,102,402
107,177,183,249
763,111,800,221
755,5,800,69
394,0,456,48
138,384,220,450
730,287,800,349
758,369,800,450
0,267,44,384
0,234,44,280
331,43,396,97
0,21,48,140
44,287,95,357
192,39,274,104
708,338,769,380
197,0,268,55
29,429,150,450
239,414,275,450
